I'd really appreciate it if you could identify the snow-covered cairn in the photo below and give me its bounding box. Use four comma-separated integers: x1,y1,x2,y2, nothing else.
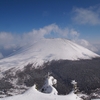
40,73,58,95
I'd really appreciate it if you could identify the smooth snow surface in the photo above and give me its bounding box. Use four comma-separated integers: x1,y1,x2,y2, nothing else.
0,85,83,100
0,38,99,72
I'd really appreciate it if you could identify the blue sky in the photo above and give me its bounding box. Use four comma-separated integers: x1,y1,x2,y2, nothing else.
0,0,100,57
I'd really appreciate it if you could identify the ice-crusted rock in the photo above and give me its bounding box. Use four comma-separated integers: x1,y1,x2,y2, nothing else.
40,75,58,95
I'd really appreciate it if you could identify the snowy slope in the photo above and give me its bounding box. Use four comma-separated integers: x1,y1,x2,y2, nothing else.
0,38,99,72
0,85,82,100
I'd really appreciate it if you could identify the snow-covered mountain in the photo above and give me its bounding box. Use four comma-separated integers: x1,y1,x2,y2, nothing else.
0,38,99,72
0,38,100,99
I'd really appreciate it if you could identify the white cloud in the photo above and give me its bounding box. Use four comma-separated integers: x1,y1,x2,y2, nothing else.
19,24,74,44
0,53,3,59
72,5,100,25
0,24,71,55
72,39,98,52
69,29,79,39
93,44,100,54
0,32,17,49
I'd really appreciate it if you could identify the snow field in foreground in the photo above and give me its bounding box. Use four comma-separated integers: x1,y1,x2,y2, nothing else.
0,85,82,100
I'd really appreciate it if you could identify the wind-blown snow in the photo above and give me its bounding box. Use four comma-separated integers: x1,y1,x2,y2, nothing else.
0,38,99,72
0,85,82,100
40,76,58,95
